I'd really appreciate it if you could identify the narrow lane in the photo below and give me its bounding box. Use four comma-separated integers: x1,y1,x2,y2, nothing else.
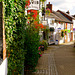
54,43,75,75
26,42,75,75
31,46,58,75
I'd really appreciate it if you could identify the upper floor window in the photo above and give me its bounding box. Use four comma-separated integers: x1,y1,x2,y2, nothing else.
31,1,39,4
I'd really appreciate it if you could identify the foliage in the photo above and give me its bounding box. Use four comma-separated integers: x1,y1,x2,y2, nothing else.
38,47,42,57
61,30,65,37
42,7,45,16
45,8,51,15
40,0,46,2
67,30,70,33
65,31,67,35
24,26,40,71
24,9,46,71
25,0,30,8
4,0,26,74
24,14,40,71
50,28,54,32
3,0,46,74
0,0,3,2
43,28,49,41
40,40,48,50
34,21,46,30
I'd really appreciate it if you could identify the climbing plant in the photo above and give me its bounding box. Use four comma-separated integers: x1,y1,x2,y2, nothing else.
24,10,46,72
3,0,46,74
3,0,26,74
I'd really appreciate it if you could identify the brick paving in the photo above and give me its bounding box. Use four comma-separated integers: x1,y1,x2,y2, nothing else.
26,42,75,75
31,47,58,75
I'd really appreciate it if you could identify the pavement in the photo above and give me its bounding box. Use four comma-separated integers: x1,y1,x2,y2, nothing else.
26,42,75,75
54,42,75,75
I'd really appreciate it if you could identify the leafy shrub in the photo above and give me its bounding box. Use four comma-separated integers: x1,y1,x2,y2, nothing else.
38,47,42,57
24,27,40,71
4,0,26,74
24,7,46,72
40,40,48,50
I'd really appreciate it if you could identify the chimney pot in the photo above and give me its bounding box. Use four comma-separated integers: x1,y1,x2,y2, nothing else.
49,2,50,4
66,10,70,14
46,2,52,13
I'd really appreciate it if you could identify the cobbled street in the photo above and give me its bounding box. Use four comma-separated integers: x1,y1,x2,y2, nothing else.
27,42,75,75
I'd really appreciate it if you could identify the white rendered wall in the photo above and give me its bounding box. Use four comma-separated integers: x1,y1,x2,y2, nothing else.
0,58,7,75
67,33,70,42
59,37,64,44
73,20,75,41
73,20,75,28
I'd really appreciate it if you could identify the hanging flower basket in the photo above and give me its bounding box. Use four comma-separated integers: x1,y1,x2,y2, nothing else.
45,8,51,15
61,30,65,37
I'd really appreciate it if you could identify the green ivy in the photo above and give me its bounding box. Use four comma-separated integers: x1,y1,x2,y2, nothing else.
40,40,48,50
0,0,3,2
3,0,45,74
4,0,26,74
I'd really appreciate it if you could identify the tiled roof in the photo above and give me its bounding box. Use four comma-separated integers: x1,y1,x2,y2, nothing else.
72,15,75,20
52,11,73,23
45,10,73,23
57,10,73,19
45,13,62,21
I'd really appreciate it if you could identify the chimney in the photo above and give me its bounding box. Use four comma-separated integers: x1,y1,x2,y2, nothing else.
46,2,52,13
66,10,70,14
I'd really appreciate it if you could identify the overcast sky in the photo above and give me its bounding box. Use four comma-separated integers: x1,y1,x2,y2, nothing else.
46,0,75,15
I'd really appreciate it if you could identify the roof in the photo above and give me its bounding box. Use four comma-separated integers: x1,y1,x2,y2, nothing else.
57,10,73,19
52,11,73,23
45,10,73,24
45,13,62,21
72,15,75,20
